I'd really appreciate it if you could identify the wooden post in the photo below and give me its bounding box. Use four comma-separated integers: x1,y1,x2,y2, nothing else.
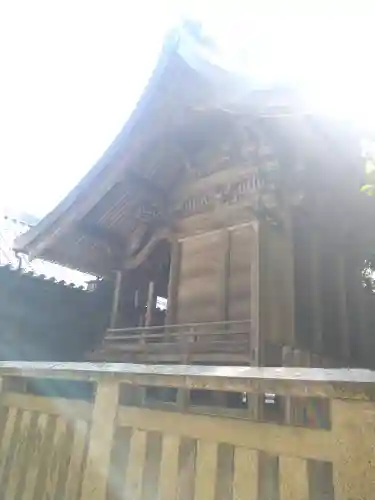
80,380,119,500
109,271,122,329
166,238,181,325
145,281,155,327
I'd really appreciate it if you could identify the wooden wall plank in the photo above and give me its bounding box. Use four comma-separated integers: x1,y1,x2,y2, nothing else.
22,413,49,500
31,415,57,500
42,416,68,500
54,420,75,500
228,224,253,323
106,426,132,500
80,381,119,500
14,412,38,499
233,447,258,500
65,420,89,500
124,429,147,500
177,232,222,324
214,443,234,500
159,434,180,500
194,440,218,500
0,406,9,447
258,452,279,500
279,456,309,500
0,408,22,490
308,460,335,500
177,437,196,500
5,409,32,500
141,431,162,500
0,407,18,482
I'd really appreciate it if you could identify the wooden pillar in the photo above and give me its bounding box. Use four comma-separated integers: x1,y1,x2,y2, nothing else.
144,281,155,327
248,223,261,420
166,237,181,325
337,252,350,360
260,219,295,350
355,248,369,367
211,234,228,412
218,229,230,322
345,242,368,367
358,289,369,366
109,271,122,329
80,380,119,500
250,222,260,366
310,228,323,353
283,210,296,347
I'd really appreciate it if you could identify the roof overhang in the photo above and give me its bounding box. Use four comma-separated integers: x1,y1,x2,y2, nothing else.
13,25,288,275
14,24,366,276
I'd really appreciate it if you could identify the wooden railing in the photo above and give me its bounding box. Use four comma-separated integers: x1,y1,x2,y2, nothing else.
0,362,374,499
96,319,254,363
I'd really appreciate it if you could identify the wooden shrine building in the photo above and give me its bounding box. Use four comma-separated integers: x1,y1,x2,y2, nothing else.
14,25,375,369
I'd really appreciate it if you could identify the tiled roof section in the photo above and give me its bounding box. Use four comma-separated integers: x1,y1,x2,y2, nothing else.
0,212,94,287
0,263,88,290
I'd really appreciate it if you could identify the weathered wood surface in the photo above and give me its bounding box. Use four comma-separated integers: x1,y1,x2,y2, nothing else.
101,320,253,365
0,362,374,498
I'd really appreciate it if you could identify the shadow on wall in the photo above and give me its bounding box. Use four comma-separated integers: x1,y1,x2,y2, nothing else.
0,266,112,361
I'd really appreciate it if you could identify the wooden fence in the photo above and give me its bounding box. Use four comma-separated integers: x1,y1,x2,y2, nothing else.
0,362,374,499
92,320,254,364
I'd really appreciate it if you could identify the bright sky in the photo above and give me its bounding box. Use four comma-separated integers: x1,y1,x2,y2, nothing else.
1,1,375,217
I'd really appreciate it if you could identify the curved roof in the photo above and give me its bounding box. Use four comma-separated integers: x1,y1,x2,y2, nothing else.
14,24,259,274
16,23,360,276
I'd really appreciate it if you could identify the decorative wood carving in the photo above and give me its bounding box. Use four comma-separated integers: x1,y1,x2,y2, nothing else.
169,118,281,220
174,173,264,218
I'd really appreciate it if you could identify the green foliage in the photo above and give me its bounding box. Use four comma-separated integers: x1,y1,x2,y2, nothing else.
361,145,375,196
362,258,375,293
